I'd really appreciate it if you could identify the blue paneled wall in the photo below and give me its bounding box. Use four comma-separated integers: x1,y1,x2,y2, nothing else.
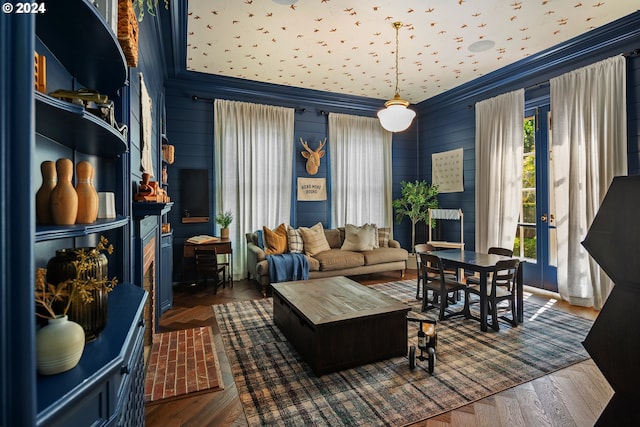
165,74,418,279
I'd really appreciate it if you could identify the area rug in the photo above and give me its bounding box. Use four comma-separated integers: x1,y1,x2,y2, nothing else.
213,280,593,426
144,326,224,404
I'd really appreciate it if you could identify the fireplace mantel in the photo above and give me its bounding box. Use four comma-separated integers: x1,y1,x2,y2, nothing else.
132,201,173,219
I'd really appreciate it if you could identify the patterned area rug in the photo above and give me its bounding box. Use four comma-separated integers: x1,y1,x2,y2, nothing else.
213,280,593,426
145,326,224,404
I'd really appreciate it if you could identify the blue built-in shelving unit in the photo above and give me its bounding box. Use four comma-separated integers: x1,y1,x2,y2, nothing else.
1,1,148,425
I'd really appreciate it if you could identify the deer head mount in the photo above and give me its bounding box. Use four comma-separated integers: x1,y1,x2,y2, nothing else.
300,137,326,175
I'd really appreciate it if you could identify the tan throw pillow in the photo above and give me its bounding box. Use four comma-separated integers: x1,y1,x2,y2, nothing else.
263,223,288,255
298,222,331,256
341,224,376,251
369,223,379,249
287,226,304,253
324,229,342,248
378,227,390,248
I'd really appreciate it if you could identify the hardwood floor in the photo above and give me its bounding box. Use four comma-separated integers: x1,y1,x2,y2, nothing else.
145,271,610,427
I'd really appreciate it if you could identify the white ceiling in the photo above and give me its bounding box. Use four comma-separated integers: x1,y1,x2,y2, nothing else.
186,0,637,104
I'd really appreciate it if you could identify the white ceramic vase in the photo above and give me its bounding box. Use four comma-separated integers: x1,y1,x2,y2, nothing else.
36,315,85,375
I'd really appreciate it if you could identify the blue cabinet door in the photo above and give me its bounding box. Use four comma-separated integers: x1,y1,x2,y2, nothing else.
160,232,174,318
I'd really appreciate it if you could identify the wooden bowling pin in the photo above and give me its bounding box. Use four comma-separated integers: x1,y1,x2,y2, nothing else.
50,158,78,225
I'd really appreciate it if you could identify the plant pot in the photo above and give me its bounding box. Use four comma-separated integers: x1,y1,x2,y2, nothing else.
36,315,85,375
46,247,109,342
220,227,229,240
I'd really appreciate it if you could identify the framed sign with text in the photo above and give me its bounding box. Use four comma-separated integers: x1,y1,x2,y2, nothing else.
297,178,327,201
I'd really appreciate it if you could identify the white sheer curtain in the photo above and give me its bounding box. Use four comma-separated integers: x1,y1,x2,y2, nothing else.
475,89,524,253
329,112,393,228
550,55,627,309
214,99,294,280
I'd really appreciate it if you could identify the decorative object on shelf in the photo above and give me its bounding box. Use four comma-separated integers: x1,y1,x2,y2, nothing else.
377,22,416,132
392,180,439,252
75,161,99,224
50,158,78,225
117,0,138,67
300,137,326,175
44,236,118,342
161,223,171,234
35,314,85,376
49,89,116,127
161,163,168,185
34,52,46,93
98,192,116,219
215,210,233,240
35,160,57,225
134,172,170,202
132,0,169,22
162,143,175,164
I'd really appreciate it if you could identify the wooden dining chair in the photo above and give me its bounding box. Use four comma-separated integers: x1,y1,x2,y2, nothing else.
415,243,458,300
414,243,435,299
464,258,519,331
194,247,227,294
465,247,514,286
419,253,467,320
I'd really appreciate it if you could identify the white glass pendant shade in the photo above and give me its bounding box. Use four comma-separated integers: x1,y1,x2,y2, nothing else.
377,96,416,132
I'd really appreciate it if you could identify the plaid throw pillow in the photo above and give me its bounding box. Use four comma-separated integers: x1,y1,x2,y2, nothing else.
287,226,304,253
378,227,390,248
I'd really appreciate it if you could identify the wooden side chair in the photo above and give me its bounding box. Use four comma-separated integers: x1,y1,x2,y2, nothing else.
414,243,435,299
194,247,227,294
419,253,467,320
415,243,459,301
464,258,519,331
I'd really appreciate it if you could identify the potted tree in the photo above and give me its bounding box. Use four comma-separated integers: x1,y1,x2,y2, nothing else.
392,180,439,258
216,210,233,240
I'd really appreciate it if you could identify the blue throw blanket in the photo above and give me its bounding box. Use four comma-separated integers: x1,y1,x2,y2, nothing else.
267,253,309,283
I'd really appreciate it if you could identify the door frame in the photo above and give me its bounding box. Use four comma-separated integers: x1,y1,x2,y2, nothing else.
521,104,558,292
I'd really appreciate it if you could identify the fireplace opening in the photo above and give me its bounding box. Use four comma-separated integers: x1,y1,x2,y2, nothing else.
142,236,156,346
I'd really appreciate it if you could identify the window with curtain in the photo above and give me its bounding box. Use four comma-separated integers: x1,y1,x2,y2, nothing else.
214,99,295,280
328,112,393,228
475,89,525,253
550,55,627,309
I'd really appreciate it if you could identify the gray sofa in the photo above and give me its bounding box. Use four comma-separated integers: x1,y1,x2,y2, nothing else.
246,227,408,296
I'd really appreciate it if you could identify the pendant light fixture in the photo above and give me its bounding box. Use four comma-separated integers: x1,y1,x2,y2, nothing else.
377,22,416,132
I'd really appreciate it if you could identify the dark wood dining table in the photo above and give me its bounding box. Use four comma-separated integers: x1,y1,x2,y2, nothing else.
433,249,524,332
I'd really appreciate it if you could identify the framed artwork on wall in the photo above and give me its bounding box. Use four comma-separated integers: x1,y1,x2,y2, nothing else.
432,148,464,193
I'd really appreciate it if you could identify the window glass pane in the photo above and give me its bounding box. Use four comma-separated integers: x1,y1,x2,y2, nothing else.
515,115,537,260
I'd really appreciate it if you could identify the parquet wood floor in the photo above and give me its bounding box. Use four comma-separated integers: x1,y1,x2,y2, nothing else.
145,271,610,427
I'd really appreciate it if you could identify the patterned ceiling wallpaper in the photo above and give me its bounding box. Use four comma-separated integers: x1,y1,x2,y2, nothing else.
186,0,636,103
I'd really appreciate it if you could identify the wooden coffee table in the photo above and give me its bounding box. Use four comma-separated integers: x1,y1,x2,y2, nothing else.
272,276,411,376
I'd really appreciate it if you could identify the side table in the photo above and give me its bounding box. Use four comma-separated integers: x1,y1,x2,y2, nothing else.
182,238,233,286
